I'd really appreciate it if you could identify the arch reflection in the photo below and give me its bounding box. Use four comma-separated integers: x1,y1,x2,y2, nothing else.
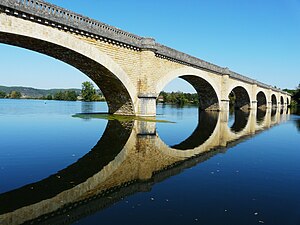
171,112,219,150
0,109,289,225
256,108,267,125
230,110,250,133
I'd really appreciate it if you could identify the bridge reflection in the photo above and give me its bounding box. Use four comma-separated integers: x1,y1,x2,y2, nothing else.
0,108,289,225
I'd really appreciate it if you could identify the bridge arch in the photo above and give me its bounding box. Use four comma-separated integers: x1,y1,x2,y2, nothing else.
156,68,220,111
0,14,137,115
280,96,284,106
228,86,251,110
287,97,290,106
256,91,267,109
271,94,277,107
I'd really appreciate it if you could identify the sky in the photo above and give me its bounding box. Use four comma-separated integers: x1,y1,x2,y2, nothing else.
0,0,299,92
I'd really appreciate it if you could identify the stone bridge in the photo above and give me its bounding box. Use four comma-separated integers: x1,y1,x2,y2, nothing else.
0,108,289,225
0,0,291,116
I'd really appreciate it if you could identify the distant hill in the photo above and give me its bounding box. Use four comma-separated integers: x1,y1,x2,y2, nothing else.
0,85,81,98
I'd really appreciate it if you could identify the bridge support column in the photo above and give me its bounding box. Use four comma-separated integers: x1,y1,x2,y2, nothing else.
220,99,230,111
250,100,257,110
267,101,272,109
137,94,157,117
220,72,230,111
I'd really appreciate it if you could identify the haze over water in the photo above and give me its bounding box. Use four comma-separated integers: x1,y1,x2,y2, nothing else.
0,99,299,225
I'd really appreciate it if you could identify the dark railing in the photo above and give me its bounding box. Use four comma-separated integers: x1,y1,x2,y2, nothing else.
0,0,289,95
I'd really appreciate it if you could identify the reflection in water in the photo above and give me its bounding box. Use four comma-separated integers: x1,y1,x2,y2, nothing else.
81,102,96,114
230,110,249,133
0,119,133,215
296,119,300,132
256,108,267,125
0,108,289,225
171,111,219,150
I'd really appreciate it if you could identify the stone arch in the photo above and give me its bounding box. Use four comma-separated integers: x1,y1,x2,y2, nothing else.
229,86,251,110
0,14,137,115
271,94,277,107
156,68,220,111
256,91,267,109
287,97,290,106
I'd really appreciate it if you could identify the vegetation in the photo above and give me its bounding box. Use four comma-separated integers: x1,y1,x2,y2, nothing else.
9,91,22,99
73,113,174,123
158,91,199,105
283,83,300,107
0,91,6,98
81,81,103,102
0,84,105,102
53,90,78,101
0,85,81,98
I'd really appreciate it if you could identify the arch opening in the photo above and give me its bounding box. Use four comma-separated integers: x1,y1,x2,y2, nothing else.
156,68,220,112
257,91,267,109
0,32,135,115
180,75,219,111
229,86,250,111
271,94,277,108
287,97,290,106
280,96,284,106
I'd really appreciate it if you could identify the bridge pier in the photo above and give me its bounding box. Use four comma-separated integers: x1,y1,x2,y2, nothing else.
137,94,157,117
251,100,258,110
220,99,230,111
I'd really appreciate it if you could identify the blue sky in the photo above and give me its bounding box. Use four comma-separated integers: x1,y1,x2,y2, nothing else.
0,0,299,92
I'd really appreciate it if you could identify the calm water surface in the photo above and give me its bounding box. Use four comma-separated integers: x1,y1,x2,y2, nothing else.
0,99,299,225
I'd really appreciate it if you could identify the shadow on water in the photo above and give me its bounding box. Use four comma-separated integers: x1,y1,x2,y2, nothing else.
0,109,289,225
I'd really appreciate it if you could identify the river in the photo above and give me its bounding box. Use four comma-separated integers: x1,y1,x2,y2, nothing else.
0,99,299,225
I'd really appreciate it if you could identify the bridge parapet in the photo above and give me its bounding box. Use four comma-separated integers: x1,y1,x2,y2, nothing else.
0,0,143,47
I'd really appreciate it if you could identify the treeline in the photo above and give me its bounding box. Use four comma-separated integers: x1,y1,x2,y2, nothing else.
158,91,199,105
0,81,105,102
0,90,22,99
283,84,300,106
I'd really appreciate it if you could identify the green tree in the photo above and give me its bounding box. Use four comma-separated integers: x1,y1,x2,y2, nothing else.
81,81,96,102
64,91,77,101
291,83,300,105
10,91,22,99
46,94,53,100
0,91,6,98
54,91,64,100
